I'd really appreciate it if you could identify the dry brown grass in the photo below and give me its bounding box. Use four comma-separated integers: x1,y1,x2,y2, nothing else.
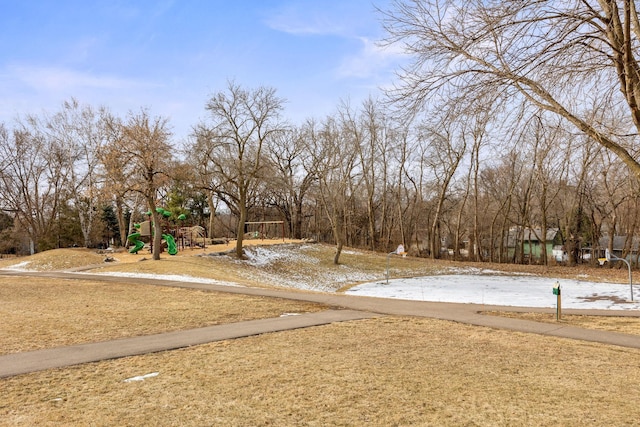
485,310,640,336
0,248,107,271
3,244,640,331
0,276,323,355
3,244,640,425
2,317,640,426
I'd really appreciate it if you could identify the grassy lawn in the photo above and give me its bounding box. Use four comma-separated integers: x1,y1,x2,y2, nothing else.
2,244,640,425
485,310,640,335
2,317,640,426
0,276,324,355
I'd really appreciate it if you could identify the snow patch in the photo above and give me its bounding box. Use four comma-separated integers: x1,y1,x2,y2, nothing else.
236,245,378,291
84,272,242,287
124,372,159,382
442,266,535,276
341,249,364,255
347,275,640,310
242,245,319,267
3,261,32,271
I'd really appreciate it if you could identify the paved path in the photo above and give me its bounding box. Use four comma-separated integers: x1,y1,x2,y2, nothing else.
0,309,377,378
2,270,640,378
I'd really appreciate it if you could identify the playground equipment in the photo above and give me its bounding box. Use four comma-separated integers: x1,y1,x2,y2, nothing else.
127,231,145,254
126,208,184,256
163,233,178,255
178,225,206,248
155,208,179,255
127,221,151,254
244,221,285,241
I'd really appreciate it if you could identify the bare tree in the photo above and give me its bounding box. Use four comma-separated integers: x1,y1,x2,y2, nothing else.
0,120,63,253
340,98,395,251
382,0,640,180
557,138,600,265
45,99,103,248
98,114,136,247
104,109,173,260
308,115,360,264
417,119,466,259
526,115,570,265
194,81,285,258
185,126,224,239
467,107,494,261
266,126,316,239
590,149,632,258
452,107,492,261
388,124,414,252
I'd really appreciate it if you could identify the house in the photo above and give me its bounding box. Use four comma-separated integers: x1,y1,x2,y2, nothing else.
507,227,563,262
582,235,640,262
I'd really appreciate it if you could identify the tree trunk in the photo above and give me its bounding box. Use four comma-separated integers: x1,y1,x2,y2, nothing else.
126,206,137,250
472,137,482,261
207,191,216,239
116,195,127,247
146,195,162,261
334,240,343,265
366,194,376,251
235,191,247,259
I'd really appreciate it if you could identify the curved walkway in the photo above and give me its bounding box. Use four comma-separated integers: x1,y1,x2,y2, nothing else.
1,270,640,378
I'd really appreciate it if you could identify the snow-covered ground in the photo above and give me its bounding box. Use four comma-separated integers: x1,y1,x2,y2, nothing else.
241,245,379,292
347,275,640,310
5,246,640,310
243,246,640,311
3,261,31,271
87,271,241,287
94,268,640,311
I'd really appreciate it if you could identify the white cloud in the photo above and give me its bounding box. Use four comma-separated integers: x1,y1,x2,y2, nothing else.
263,2,361,37
336,36,406,79
264,12,346,36
0,63,180,134
7,64,155,92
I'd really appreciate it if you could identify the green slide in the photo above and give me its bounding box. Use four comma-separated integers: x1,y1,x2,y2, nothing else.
163,234,178,255
127,232,145,254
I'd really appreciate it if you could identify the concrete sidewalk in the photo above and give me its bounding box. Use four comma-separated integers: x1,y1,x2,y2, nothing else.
2,270,640,378
0,309,377,378
51,271,640,348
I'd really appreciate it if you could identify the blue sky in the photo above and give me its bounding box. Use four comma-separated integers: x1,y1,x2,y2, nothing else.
0,0,405,141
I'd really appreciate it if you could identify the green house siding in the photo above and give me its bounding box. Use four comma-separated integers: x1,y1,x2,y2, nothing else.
522,242,554,259
508,228,562,261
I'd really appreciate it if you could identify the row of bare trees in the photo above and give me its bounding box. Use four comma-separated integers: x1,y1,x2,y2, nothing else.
0,87,635,266
0,100,173,259
0,83,638,265
189,79,640,265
